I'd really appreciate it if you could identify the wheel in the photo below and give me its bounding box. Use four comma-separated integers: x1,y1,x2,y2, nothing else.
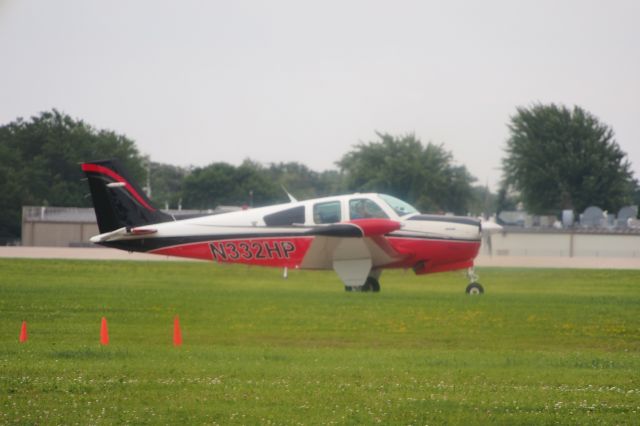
345,277,380,292
368,277,380,292
465,282,484,295
362,277,380,292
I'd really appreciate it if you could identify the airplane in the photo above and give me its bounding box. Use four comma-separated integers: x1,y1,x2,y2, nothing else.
82,159,498,294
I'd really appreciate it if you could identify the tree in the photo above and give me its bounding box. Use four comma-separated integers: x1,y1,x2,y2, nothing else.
149,162,188,209
182,160,346,210
235,160,282,206
502,104,636,214
337,132,476,214
182,160,282,209
467,185,498,217
315,169,346,197
0,109,144,240
495,186,518,216
182,162,239,209
266,162,347,200
267,162,322,200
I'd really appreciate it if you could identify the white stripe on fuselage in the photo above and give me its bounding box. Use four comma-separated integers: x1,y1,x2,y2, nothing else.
93,193,481,243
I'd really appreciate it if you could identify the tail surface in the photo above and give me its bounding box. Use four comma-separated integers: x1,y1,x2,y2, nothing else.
81,159,173,233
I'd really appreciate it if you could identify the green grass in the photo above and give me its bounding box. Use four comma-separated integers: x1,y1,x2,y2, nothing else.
0,259,639,425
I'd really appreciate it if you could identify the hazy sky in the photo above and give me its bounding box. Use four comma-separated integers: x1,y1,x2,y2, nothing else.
1,0,638,190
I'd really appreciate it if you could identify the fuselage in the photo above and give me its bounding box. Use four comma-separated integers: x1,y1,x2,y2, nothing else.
95,193,482,275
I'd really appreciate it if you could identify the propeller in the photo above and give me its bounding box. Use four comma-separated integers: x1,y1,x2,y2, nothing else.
480,218,503,234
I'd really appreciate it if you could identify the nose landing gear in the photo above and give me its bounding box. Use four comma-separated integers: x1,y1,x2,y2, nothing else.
465,267,484,295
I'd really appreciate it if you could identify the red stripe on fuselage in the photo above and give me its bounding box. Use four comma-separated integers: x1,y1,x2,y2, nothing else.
147,234,479,274
385,236,481,273
150,237,314,267
82,163,155,211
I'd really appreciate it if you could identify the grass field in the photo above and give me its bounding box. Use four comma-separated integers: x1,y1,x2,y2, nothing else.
1,258,639,425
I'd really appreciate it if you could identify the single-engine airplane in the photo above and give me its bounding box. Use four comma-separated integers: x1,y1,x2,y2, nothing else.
82,159,498,293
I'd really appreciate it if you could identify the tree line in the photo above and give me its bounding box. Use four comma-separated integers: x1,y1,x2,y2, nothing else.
154,133,490,215
1,106,637,241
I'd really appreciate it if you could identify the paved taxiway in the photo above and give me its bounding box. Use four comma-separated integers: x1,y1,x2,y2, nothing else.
1,247,639,269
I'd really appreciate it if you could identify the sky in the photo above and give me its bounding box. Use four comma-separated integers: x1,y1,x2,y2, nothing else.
1,0,638,190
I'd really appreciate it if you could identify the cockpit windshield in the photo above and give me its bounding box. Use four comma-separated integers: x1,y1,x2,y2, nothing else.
378,194,419,217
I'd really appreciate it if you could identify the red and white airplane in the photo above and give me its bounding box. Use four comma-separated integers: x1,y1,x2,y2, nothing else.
82,159,494,293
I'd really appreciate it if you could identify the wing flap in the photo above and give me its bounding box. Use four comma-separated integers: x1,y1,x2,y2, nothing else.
300,234,407,270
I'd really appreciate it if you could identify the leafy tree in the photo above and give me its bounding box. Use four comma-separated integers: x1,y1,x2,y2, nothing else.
149,161,188,209
0,109,144,239
267,162,322,200
502,104,636,214
467,185,498,217
495,186,519,216
182,160,346,210
337,132,476,214
182,160,282,209
315,169,346,197
235,160,282,206
182,162,238,209
266,162,347,200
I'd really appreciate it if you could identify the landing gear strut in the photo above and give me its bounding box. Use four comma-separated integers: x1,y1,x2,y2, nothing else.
465,267,484,295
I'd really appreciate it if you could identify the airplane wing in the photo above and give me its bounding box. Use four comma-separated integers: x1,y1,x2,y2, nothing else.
300,219,407,287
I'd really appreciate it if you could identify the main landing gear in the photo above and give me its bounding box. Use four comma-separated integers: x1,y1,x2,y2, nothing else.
345,270,381,292
465,267,484,295
343,268,484,294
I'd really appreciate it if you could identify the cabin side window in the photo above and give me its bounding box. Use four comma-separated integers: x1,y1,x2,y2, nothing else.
313,201,341,224
263,206,305,226
349,199,389,220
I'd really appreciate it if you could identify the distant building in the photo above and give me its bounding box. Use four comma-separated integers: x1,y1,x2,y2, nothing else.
498,205,638,230
22,207,99,247
484,226,640,258
491,204,640,258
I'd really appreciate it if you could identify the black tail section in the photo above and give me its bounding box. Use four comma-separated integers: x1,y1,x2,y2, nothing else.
82,159,173,233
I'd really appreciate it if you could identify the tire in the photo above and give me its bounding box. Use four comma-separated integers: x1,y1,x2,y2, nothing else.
368,277,381,292
465,282,484,295
363,277,380,293
361,280,372,292
345,277,381,293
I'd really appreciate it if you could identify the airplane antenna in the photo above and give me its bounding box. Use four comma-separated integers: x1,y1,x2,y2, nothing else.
281,185,298,203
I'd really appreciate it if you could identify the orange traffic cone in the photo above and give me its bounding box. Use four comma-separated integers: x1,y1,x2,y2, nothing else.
100,317,109,345
19,321,28,343
173,315,182,346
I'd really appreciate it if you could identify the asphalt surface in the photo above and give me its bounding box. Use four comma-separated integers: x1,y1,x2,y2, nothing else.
1,247,639,269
